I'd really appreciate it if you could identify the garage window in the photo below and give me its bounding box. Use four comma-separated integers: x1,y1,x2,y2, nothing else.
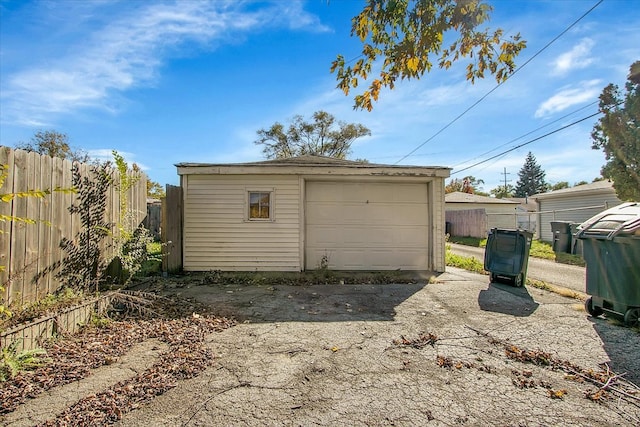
248,191,272,220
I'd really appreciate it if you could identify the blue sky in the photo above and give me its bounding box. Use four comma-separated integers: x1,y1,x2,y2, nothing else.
1,0,638,193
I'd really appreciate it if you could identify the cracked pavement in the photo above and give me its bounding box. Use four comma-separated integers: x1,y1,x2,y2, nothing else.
113,267,640,426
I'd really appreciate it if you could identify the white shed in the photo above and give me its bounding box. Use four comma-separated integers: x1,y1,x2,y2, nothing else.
176,156,451,272
530,180,623,242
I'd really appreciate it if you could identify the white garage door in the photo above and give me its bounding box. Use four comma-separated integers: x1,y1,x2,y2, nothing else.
305,181,429,270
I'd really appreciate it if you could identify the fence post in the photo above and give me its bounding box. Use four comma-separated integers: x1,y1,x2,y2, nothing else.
162,185,183,273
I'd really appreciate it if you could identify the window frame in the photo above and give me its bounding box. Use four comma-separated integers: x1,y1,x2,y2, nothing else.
246,189,275,222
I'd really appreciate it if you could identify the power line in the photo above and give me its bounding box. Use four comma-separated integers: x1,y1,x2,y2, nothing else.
451,111,601,175
393,0,604,165
450,101,599,169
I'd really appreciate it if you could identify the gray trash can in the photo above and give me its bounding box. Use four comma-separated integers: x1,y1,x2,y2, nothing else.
576,202,640,327
551,221,572,253
570,223,583,256
484,228,533,287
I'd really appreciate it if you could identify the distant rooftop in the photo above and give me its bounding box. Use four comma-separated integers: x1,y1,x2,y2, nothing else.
445,191,518,204
530,180,615,200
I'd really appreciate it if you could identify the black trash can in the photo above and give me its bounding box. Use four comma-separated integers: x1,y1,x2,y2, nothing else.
550,221,572,253
484,228,533,287
577,202,640,327
445,221,452,236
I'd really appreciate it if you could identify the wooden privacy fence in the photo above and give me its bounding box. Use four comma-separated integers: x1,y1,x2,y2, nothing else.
445,209,487,238
0,147,147,307
144,200,162,241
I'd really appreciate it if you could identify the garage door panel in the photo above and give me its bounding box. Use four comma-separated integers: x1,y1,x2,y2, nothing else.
392,205,429,224
339,250,366,269
308,203,425,225
394,227,429,246
308,226,428,247
305,181,430,270
306,182,345,201
307,226,342,245
342,228,369,245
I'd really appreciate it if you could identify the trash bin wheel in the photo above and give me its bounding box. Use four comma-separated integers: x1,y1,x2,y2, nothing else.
512,273,524,288
623,307,640,328
584,297,603,318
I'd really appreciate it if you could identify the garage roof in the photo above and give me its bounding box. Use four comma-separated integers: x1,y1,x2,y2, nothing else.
177,155,451,178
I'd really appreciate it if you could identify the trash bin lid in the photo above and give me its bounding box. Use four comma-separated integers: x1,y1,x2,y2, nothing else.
577,202,640,239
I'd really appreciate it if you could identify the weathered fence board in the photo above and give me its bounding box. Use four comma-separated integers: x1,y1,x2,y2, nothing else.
0,148,147,307
445,209,488,238
144,201,162,241
38,154,53,297
9,150,29,302
162,185,182,273
0,147,14,291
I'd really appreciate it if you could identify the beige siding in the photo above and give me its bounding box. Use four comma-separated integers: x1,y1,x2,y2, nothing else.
182,174,301,271
538,193,622,241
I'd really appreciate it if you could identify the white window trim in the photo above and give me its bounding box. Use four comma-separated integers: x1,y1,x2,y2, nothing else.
245,188,275,222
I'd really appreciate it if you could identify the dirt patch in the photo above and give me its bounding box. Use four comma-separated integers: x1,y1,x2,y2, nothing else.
2,268,639,426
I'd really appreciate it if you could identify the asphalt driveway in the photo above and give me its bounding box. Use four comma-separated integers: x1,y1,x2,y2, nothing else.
449,243,586,293
112,267,639,427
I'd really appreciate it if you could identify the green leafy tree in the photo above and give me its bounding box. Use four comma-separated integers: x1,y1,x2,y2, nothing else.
591,61,640,201
490,184,514,199
15,130,90,163
255,111,371,159
514,152,547,197
331,0,526,111
147,180,165,199
445,176,486,195
549,181,569,191
110,151,153,283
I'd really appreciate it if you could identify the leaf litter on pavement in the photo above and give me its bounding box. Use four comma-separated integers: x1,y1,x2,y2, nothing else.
0,293,235,426
392,327,640,413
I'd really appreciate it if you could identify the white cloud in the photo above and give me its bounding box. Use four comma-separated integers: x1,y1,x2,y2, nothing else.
0,1,326,126
551,38,595,76
88,149,149,171
534,80,601,118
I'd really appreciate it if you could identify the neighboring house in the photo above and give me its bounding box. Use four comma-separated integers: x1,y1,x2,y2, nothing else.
176,156,451,272
445,192,520,237
530,180,623,242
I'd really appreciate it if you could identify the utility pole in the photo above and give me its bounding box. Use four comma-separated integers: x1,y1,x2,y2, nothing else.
502,167,511,194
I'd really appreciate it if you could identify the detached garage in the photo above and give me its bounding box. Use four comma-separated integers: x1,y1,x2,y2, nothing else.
176,156,450,272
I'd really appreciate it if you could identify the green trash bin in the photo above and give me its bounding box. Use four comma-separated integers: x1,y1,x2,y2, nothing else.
484,228,533,287
576,202,640,327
